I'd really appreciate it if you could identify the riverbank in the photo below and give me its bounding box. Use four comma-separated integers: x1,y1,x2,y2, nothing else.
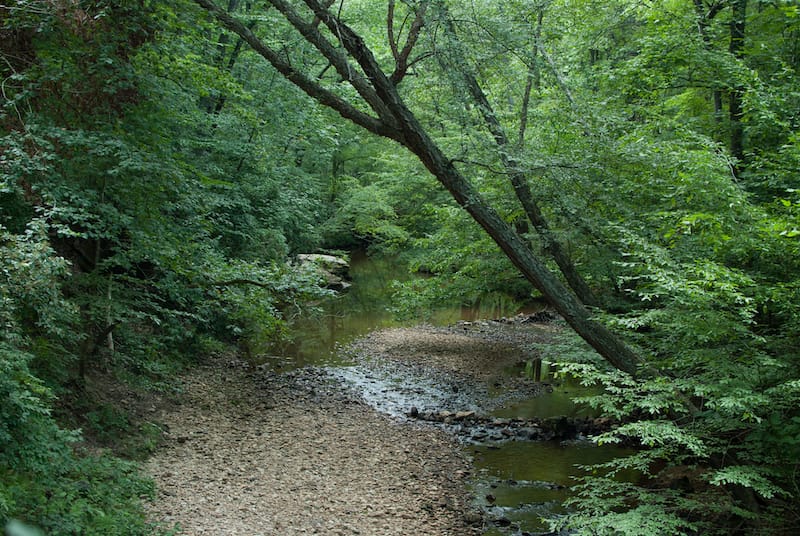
144,319,558,535
143,353,479,535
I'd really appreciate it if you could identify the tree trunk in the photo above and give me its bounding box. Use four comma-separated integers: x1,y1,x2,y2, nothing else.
192,0,641,376
692,0,726,120
435,6,600,306
397,120,639,374
728,0,747,176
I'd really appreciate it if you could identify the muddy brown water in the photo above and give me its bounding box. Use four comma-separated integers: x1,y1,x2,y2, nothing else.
259,251,632,536
268,250,530,369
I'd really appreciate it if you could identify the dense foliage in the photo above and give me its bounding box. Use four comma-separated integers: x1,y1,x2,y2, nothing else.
1,1,333,532
2,0,799,533
387,1,800,532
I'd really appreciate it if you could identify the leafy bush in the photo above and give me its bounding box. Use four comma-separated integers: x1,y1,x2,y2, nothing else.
0,222,158,534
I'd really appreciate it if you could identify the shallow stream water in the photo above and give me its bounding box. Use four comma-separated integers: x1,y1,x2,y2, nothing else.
274,250,526,368
272,252,631,535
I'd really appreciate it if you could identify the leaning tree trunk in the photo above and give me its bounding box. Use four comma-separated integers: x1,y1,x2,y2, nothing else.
192,0,641,376
434,6,600,307
395,120,639,374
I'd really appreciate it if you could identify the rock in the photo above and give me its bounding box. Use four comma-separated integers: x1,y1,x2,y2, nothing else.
495,516,512,527
519,310,559,323
454,411,475,420
463,510,483,525
295,254,351,291
516,427,541,440
296,253,349,273
541,416,578,440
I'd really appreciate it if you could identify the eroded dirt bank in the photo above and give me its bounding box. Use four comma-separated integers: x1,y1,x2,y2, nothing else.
145,319,556,535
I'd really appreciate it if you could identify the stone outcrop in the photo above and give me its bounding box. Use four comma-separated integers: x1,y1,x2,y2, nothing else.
295,253,351,291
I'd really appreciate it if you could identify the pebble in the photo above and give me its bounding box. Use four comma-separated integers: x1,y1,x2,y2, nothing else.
144,352,479,535
144,321,567,535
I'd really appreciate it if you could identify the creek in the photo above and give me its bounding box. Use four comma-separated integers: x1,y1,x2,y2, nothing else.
269,251,631,535
274,250,525,368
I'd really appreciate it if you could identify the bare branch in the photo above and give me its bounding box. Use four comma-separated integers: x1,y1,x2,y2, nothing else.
390,2,428,85
267,0,396,125
387,0,400,62
406,51,434,70
193,0,399,140
300,0,407,118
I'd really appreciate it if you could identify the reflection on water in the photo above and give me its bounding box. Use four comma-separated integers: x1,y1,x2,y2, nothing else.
480,373,630,534
266,251,634,535
275,251,407,368
276,250,524,368
472,441,637,534
472,441,634,490
493,368,602,420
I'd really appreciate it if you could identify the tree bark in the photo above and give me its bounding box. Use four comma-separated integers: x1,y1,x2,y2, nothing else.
692,0,725,119
192,0,640,375
434,6,600,306
728,0,747,176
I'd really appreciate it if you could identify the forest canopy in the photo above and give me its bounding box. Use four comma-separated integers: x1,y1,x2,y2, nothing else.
2,0,800,534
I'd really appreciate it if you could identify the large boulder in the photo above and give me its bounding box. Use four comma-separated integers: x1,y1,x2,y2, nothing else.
295,253,351,291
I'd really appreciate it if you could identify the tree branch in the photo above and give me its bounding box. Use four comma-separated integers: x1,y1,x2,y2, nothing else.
389,2,428,85
436,6,600,306
387,0,400,62
299,0,410,123
406,51,434,70
267,0,397,125
311,0,337,28
518,10,544,149
208,278,275,289
192,0,399,140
